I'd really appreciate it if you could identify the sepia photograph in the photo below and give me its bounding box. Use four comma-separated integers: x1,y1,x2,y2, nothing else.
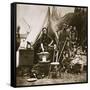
15,3,88,86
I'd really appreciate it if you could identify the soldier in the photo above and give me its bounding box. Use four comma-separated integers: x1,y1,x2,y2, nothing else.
58,24,67,51
34,27,54,64
70,26,78,47
40,27,53,52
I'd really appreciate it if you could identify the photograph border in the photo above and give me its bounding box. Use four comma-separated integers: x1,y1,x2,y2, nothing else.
11,2,88,87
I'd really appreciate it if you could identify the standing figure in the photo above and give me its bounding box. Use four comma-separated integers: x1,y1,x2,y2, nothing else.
58,24,67,53
70,26,78,47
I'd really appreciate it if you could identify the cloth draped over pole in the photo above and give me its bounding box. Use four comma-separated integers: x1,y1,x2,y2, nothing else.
25,6,60,46
25,7,49,46
16,5,75,67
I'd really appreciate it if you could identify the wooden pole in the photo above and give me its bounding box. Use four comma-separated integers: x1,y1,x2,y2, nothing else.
58,39,67,62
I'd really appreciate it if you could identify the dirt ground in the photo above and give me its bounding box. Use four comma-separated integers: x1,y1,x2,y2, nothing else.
16,72,87,86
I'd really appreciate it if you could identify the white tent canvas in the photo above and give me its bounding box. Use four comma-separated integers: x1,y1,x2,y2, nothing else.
17,4,74,47
17,4,49,47
16,4,74,67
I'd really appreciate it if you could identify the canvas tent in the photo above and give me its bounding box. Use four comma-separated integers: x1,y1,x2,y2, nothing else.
16,5,52,67
16,4,74,67
17,4,74,48
17,5,50,48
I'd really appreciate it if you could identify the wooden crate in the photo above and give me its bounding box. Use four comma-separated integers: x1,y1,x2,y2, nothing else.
19,49,34,66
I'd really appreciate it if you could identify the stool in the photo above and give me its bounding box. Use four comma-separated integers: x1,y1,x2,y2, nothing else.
48,62,60,78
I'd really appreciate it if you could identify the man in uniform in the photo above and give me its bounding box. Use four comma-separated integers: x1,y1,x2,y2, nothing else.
34,27,54,63
70,26,78,47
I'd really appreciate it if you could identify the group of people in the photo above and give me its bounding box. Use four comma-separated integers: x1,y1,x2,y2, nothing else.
34,23,87,74
34,23,78,62
57,23,87,73
58,23,78,50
